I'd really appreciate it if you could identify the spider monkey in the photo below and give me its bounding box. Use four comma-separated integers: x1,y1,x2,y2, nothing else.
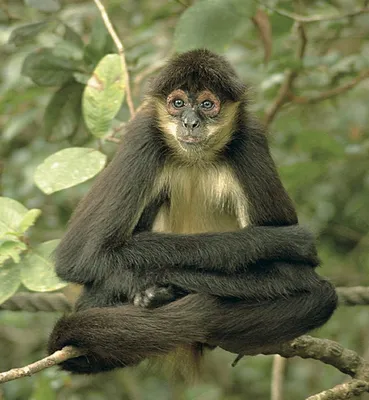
48,49,337,374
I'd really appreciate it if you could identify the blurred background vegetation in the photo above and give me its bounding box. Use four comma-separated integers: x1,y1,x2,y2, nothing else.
0,0,369,399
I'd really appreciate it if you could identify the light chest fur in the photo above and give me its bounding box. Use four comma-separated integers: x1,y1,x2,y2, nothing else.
153,163,249,234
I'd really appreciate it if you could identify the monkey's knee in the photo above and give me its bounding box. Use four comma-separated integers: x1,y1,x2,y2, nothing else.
306,279,337,329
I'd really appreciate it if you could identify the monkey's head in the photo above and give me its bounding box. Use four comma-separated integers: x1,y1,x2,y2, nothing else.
149,49,247,160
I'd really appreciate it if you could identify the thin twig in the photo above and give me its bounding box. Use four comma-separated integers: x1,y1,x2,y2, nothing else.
0,347,84,384
105,135,121,144
259,2,369,23
93,0,135,118
133,60,166,97
271,355,287,400
264,22,307,126
264,70,296,127
291,69,369,104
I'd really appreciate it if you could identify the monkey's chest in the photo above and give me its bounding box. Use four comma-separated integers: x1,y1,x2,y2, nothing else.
153,166,249,234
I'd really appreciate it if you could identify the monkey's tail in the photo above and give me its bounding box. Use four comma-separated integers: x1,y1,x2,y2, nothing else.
48,294,209,374
207,279,338,355
48,283,337,375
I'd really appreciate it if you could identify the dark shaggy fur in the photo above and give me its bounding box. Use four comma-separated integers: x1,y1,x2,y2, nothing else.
48,49,337,374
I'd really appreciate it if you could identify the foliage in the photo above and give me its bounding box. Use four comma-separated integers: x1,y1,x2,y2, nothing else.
0,0,369,399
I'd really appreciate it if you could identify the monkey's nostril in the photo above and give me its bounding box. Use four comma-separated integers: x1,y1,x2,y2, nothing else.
182,118,199,129
191,120,200,128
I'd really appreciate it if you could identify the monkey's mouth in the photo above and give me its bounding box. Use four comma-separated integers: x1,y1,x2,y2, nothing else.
178,136,204,144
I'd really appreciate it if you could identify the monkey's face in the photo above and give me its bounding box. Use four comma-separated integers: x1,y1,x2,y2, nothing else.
156,89,238,160
166,89,220,146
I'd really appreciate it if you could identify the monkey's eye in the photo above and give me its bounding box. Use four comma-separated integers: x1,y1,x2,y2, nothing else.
200,100,214,110
173,99,185,108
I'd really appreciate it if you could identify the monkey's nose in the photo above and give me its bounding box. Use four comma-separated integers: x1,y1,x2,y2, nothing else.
182,118,200,129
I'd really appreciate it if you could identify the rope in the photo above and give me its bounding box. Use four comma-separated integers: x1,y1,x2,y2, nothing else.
0,292,72,312
1,287,369,312
336,287,369,306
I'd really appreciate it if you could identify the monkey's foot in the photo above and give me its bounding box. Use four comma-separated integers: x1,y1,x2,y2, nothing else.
133,285,177,309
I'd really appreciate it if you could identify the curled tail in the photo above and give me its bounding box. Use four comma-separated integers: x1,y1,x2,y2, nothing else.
48,295,208,374
48,280,337,374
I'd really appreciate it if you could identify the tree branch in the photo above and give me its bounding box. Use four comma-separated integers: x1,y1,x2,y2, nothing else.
93,0,135,118
2,289,369,395
259,3,369,23
0,347,84,384
290,69,369,104
259,336,369,381
306,380,369,400
271,355,286,400
264,23,307,127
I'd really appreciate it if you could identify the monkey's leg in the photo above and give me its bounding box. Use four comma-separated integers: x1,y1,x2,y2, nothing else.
48,295,208,374
133,285,186,308
205,279,337,355
48,279,336,375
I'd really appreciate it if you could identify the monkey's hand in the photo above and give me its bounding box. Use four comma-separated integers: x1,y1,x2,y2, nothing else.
133,285,183,309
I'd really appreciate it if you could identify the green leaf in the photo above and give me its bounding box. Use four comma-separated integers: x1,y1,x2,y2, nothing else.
44,83,83,142
83,17,113,66
73,72,90,85
64,24,84,50
34,147,107,194
0,197,28,240
20,240,67,292
174,0,256,52
83,54,126,137
0,240,27,265
25,0,61,13
22,48,77,87
8,21,51,45
0,263,21,305
18,209,42,233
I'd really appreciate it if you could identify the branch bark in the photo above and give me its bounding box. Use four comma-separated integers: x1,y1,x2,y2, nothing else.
93,0,135,118
306,380,369,400
271,355,287,400
0,347,84,384
290,69,369,104
264,23,307,127
259,3,369,23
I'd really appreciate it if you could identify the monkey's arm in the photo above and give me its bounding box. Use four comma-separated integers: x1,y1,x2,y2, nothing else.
121,226,318,273
55,112,315,285
132,261,320,309
75,258,320,310
53,110,165,285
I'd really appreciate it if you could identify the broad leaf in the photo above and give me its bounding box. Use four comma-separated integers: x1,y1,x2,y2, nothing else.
0,240,27,265
22,48,77,86
8,21,51,45
83,54,126,137
18,209,42,233
20,240,67,292
44,83,83,141
0,197,28,239
25,0,61,13
64,24,84,50
83,17,113,66
34,147,107,194
174,0,256,52
0,263,21,305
